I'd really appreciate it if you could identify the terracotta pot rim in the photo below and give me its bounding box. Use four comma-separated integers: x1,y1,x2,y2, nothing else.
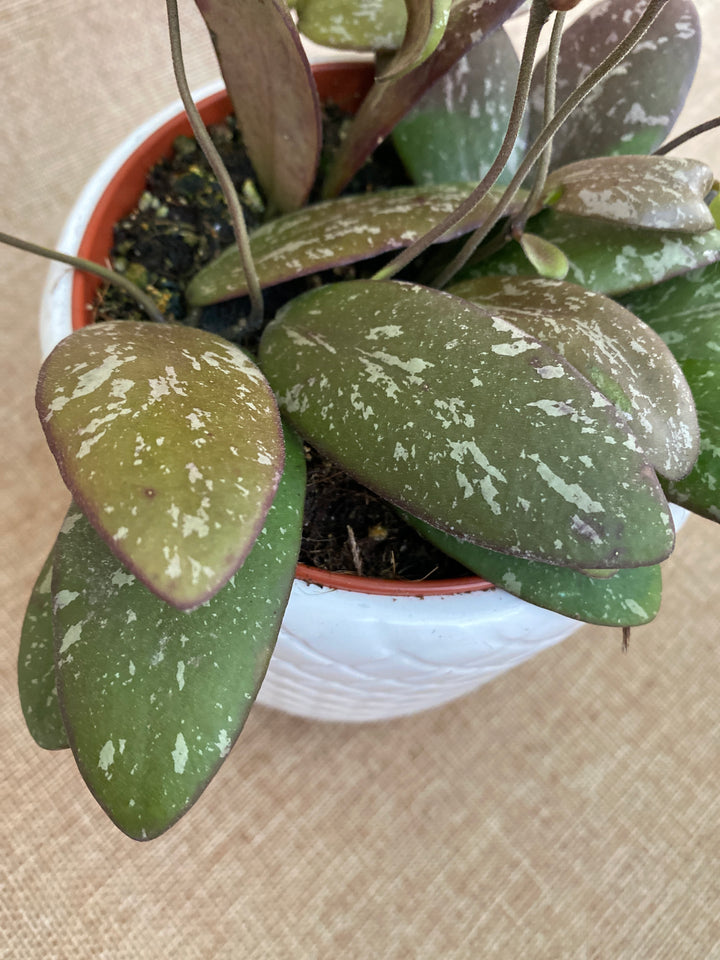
70,61,493,598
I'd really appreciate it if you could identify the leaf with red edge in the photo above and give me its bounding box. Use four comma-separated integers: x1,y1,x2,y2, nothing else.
194,0,320,213
36,322,284,611
321,0,526,198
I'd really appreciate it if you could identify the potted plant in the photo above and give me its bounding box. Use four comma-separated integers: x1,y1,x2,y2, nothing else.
10,0,720,840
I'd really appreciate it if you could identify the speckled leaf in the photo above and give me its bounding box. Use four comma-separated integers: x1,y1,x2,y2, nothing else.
18,546,68,750
662,360,720,522
194,0,320,212
448,276,699,480
259,279,674,570
294,0,407,51
322,0,526,197
186,183,516,306
378,0,452,80
542,157,715,233
36,322,284,611
400,510,662,626
53,429,305,841
529,0,701,168
459,209,720,296
391,28,527,187
618,260,720,363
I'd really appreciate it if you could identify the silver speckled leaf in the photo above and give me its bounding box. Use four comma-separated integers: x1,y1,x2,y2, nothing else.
529,0,701,167
391,28,526,187
618,260,720,363
53,428,305,841
186,183,516,306
259,279,675,571
36,322,284,610
543,156,715,233
460,209,720,296
294,0,407,51
448,276,699,480
18,545,68,750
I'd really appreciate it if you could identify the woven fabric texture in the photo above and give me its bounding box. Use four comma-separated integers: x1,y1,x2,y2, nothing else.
1,1,719,957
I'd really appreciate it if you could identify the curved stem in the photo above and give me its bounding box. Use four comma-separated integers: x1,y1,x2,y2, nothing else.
512,9,566,236
165,0,264,326
372,0,552,282
654,115,720,156
0,231,167,324
433,0,669,288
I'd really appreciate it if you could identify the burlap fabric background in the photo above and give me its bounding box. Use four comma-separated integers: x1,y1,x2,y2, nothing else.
2,1,719,956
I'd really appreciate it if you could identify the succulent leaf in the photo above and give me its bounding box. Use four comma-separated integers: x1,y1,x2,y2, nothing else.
194,0,320,212
378,0,453,81
322,0,526,198
518,233,569,280
529,0,701,167
52,429,305,841
460,210,720,296
259,279,675,571
295,0,407,51
618,260,720,363
391,28,527,187
400,510,662,627
187,183,520,306
18,545,68,750
447,276,700,480
661,360,720,522
542,156,715,233
36,322,284,611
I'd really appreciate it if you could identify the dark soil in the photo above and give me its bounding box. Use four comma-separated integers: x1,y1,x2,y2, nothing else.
94,107,472,582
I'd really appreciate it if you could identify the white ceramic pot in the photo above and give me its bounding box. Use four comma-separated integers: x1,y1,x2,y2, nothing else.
38,71,684,723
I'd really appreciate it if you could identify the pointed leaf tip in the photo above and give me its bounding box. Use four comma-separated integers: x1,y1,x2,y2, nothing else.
36,322,284,610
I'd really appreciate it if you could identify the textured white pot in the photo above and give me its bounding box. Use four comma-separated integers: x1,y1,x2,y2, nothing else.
38,75,683,723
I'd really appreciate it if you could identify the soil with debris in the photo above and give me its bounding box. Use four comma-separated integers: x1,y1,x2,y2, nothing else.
94,107,473,581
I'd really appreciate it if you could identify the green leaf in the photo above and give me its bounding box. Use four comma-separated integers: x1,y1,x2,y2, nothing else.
18,545,68,750
400,510,662,627
378,0,453,80
618,260,720,363
259,279,674,571
36,322,284,611
322,0,526,197
447,276,699,480
542,157,715,233
391,28,527,187
662,360,720,522
194,0,320,212
186,183,519,306
295,0,407,51
518,233,569,279
460,209,720,296
53,427,305,841
529,0,701,167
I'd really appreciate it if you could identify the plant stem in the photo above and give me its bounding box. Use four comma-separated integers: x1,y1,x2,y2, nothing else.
0,231,167,324
433,0,670,288
511,9,566,237
165,0,264,326
654,115,720,156
372,0,553,282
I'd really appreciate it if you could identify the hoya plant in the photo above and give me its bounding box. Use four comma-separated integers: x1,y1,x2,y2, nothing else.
13,0,720,839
